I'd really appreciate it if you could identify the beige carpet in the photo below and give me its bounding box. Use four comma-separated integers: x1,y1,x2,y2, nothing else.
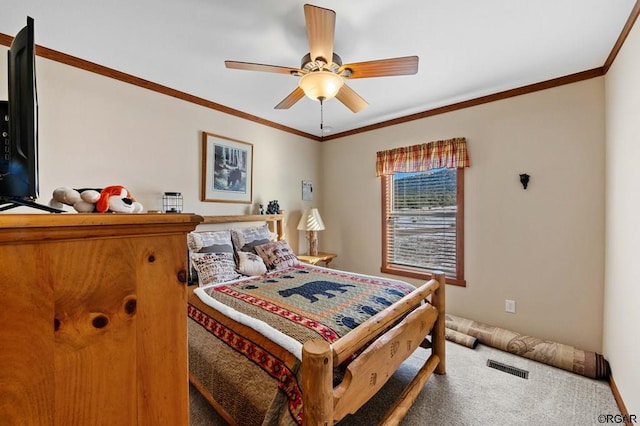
190,341,620,425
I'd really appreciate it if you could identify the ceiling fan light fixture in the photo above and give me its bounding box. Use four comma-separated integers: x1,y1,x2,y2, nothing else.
298,71,344,102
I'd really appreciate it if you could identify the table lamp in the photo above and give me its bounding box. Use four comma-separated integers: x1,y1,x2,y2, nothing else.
297,208,325,256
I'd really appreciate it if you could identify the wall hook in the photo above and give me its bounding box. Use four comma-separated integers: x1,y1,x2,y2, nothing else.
519,173,530,190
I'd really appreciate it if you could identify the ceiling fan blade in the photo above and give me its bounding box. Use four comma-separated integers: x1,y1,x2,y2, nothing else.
275,86,305,109
225,60,302,76
304,4,335,65
339,56,419,79
335,83,368,113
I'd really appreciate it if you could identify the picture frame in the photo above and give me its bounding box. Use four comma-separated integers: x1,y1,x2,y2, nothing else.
201,132,253,203
302,180,313,201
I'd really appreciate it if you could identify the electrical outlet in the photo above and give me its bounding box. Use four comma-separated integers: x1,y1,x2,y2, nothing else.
505,299,516,313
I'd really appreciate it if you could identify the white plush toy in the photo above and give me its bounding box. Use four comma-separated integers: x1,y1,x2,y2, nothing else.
50,187,101,213
50,185,143,213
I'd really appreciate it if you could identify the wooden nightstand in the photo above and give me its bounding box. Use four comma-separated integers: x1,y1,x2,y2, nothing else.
297,252,337,267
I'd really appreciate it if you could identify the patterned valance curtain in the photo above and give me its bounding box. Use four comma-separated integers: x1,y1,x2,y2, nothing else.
375,137,470,176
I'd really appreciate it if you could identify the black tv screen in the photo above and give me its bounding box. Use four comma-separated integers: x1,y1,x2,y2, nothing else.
0,17,57,212
2,16,37,198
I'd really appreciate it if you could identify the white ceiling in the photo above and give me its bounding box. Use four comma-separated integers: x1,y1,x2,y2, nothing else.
1,0,636,138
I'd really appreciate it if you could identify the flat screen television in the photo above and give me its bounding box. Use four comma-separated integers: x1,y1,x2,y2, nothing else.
0,17,60,212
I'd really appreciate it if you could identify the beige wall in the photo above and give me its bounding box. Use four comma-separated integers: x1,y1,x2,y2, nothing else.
604,16,640,415
320,78,606,352
0,49,321,249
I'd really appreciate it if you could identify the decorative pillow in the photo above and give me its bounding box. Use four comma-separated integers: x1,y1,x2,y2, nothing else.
190,252,240,286
187,230,235,285
231,225,273,253
236,251,268,276
255,240,300,271
187,230,234,253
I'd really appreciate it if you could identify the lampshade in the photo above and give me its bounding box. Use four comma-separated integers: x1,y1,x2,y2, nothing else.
297,208,325,231
298,71,344,101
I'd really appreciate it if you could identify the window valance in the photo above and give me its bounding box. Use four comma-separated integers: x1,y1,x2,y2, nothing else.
375,137,470,176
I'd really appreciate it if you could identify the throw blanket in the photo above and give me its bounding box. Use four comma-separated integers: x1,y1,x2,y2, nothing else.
189,264,416,424
445,314,610,379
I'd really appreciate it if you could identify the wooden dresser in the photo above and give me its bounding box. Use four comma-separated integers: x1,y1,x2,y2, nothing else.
0,213,202,426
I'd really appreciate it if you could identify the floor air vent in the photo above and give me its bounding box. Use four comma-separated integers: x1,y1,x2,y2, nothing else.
486,359,529,379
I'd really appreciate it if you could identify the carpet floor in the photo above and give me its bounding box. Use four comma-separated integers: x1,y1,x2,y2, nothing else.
189,341,620,425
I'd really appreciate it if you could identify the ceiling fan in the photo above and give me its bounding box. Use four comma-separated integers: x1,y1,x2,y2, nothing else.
225,4,419,113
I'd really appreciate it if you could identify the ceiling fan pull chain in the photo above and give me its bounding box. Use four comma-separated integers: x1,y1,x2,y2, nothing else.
320,97,325,137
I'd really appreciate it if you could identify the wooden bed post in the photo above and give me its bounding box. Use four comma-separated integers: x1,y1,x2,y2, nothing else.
276,211,285,240
302,339,333,425
432,271,446,375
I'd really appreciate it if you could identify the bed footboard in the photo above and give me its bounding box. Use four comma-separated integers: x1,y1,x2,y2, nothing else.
301,272,446,425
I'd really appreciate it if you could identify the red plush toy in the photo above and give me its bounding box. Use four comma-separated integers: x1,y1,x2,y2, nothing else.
95,185,143,213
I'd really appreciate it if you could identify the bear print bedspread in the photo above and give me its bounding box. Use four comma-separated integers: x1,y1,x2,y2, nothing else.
193,263,415,353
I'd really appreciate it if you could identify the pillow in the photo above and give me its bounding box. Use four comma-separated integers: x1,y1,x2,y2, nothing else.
187,230,234,253
231,225,273,253
236,251,267,276
255,240,300,271
190,252,240,286
187,230,235,285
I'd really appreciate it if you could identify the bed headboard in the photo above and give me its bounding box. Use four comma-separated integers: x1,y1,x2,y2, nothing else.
199,212,285,240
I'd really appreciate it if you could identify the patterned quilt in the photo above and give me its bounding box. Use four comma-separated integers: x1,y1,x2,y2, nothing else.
188,264,416,425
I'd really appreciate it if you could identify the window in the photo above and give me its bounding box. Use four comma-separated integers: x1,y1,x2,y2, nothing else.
382,168,464,285
376,138,469,286
378,139,468,286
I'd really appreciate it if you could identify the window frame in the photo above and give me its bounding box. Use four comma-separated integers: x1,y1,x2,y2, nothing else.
381,168,466,286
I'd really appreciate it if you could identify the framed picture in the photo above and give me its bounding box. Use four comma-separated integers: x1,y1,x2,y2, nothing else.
302,180,313,201
201,132,253,203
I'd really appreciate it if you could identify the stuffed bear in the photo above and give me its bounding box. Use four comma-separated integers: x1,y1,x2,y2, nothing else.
50,185,143,213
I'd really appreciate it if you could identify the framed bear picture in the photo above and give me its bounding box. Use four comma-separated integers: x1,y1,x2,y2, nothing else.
201,132,253,203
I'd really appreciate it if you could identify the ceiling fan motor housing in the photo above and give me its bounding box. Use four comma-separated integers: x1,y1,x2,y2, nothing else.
299,52,345,75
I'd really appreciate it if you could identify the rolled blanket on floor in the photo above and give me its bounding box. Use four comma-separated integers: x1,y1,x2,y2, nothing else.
445,328,479,349
445,314,610,380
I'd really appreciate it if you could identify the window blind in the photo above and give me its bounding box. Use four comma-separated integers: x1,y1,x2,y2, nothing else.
385,168,458,278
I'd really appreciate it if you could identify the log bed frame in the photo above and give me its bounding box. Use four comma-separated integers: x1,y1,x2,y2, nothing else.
190,213,446,425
